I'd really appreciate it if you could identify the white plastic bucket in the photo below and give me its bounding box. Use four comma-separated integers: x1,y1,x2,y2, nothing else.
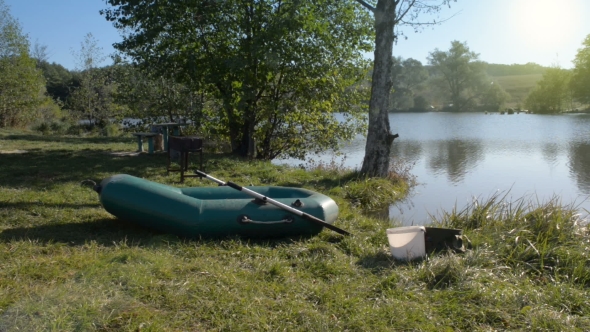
386,226,426,261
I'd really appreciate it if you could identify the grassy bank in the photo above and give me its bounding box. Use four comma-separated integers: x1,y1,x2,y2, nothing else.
1,129,589,331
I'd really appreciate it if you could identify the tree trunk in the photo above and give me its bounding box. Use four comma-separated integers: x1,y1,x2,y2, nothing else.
360,0,397,177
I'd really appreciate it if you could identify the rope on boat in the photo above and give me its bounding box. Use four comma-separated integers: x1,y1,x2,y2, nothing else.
80,179,97,187
80,179,102,194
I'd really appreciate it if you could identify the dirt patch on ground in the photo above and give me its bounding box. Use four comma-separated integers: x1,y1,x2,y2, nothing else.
108,151,141,157
0,150,28,154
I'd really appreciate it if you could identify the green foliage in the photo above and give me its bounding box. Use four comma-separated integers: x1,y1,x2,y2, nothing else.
32,121,49,134
427,41,489,111
479,82,511,112
37,60,75,102
49,120,69,134
103,0,373,160
525,67,572,113
68,33,115,127
32,119,71,135
113,64,210,134
0,0,46,128
102,123,121,137
36,96,64,122
390,57,428,111
411,95,430,111
571,34,590,104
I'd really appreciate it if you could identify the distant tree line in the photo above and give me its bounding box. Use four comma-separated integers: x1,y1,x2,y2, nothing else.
522,35,590,114
388,41,511,112
388,38,590,114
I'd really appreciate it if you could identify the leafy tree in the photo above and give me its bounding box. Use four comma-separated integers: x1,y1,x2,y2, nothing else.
37,61,75,102
411,95,429,112
480,82,510,112
390,56,428,110
103,0,372,160
30,40,49,65
571,34,590,104
68,33,113,126
113,63,209,132
427,40,488,112
525,67,572,113
355,0,455,177
0,0,46,127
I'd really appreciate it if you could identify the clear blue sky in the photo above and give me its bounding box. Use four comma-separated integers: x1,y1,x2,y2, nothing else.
6,0,590,70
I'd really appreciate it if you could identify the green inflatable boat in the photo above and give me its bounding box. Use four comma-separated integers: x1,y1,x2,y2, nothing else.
94,174,340,238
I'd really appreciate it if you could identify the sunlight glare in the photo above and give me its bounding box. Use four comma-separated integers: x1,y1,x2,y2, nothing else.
509,0,581,64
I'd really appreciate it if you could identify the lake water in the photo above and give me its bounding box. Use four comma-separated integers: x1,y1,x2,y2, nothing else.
275,112,590,225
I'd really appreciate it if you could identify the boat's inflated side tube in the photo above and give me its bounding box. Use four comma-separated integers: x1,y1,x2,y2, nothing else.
96,174,339,238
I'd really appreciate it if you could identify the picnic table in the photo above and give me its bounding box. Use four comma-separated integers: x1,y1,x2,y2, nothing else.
132,132,159,154
151,122,189,152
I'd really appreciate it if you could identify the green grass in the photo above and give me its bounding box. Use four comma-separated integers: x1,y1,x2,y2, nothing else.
492,74,543,107
1,129,590,331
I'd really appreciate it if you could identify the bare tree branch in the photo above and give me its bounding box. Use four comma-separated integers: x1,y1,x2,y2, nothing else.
355,0,376,13
394,0,418,25
399,10,460,26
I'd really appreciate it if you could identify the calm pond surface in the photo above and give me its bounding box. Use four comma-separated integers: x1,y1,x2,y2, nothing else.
276,112,590,225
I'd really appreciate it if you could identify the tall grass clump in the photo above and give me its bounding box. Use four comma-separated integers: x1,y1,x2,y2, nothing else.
436,193,590,286
343,158,415,211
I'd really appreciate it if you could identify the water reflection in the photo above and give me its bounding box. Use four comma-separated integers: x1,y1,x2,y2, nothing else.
425,140,483,184
277,113,590,223
390,141,422,165
541,142,561,167
568,142,590,195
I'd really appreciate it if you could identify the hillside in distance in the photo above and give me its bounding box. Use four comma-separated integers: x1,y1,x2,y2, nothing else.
491,74,543,108
485,63,547,108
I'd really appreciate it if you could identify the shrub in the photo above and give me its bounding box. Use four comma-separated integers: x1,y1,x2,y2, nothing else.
102,123,121,137
33,122,50,135
49,121,70,135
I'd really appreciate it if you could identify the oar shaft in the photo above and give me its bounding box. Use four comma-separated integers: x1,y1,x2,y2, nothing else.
195,170,226,185
195,170,350,236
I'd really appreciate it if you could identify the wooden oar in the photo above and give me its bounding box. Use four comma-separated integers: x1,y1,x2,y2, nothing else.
195,170,351,236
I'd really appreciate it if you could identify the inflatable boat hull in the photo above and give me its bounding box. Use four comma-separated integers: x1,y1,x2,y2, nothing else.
96,174,339,238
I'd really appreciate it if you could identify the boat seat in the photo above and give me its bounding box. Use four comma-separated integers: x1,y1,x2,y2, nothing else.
166,136,204,182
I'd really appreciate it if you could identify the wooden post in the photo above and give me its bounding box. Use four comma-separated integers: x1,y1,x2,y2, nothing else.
147,136,155,154
154,134,164,151
136,135,143,152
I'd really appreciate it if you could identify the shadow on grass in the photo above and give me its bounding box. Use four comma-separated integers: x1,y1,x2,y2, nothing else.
0,202,101,209
0,217,322,248
356,251,396,272
0,218,162,247
0,149,164,190
4,134,132,145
